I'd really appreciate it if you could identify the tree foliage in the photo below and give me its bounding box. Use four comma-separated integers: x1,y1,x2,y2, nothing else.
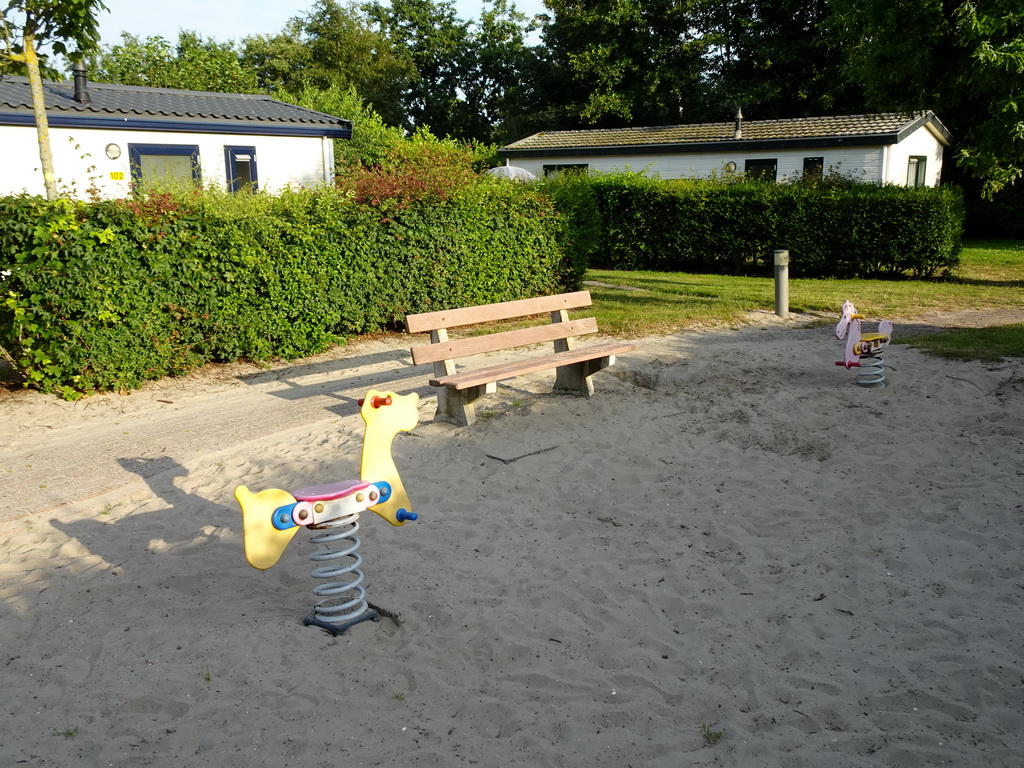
832,0,1024,195
1,0,104,75
236,20,311,94
540,0,706,126
276,82,407,171
695,0,865,120
364,0,473,137
89,31,261,92
241,0,416,126
461,0,542,143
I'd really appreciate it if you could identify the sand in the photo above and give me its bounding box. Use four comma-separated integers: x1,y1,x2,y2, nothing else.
2,311,1023,767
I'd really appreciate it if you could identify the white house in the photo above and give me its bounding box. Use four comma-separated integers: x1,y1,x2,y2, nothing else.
499,111,952,187
0,65,352,198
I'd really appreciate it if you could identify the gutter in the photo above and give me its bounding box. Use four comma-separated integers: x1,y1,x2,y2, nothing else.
0,113,352,139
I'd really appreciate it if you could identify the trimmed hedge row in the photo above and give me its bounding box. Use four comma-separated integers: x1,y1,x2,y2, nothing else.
0,172,969,399
558,175,964,278
0,184,565,398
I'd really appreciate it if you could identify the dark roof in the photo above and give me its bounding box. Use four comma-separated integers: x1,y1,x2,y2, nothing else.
0,74,352,139
500,112,952,158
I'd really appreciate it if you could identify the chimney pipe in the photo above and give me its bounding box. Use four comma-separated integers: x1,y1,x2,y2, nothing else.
72,61,91,105
734,107,743,140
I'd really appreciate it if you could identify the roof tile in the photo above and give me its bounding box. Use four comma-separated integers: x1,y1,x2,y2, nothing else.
0,75,350,129
504,113,934,151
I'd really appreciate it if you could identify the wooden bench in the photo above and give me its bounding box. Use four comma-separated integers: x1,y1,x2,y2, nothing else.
406,291,635,426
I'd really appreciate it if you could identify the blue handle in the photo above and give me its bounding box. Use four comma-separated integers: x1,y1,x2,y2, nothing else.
272,504,298,530
396,509,418,523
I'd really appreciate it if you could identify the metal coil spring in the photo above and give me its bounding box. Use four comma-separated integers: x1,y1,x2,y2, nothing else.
855,352,887,388
304,510,377,634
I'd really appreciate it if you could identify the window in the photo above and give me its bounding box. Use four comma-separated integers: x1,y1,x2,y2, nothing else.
225,146,259,192
744,159,777,182
543,164,588,178
803,157,824,179
907,156,927,187
128,144,201,189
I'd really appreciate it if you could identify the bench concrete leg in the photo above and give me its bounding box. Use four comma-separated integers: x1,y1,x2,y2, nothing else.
435,383,496,427
553,355,615,398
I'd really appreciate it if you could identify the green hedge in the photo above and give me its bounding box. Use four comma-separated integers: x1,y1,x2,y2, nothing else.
560,175,964,278
0,183,565,398
1,172,969,398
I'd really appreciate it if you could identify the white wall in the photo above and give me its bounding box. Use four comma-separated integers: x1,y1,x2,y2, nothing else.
882,125,945,186
510,141,944,186
0,125,336,198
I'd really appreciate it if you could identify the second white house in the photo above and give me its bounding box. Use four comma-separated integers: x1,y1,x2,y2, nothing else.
498,111,952,187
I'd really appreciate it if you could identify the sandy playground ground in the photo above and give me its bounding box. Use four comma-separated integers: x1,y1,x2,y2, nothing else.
1,308,1023,767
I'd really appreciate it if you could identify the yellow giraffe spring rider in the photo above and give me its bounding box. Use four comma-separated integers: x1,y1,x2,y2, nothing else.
834,300,893,388
235,390,419,635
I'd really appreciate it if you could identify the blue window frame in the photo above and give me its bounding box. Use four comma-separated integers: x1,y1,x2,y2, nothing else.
224,146,258,192
128,143,201,188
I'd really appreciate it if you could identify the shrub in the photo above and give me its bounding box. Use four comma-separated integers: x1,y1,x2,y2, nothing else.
0,182,562,398
278,83,407,173
0,194,216,396
535,172,603,289
336,129,480,209
781,184,964,278
548,173,963,278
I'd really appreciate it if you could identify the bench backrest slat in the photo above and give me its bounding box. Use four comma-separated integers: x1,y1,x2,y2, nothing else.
410,317,598,365
405,290,593,334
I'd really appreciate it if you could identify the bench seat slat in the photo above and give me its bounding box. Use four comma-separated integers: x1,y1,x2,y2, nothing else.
406,291,593,334
429,342,635,391
410,317,598,365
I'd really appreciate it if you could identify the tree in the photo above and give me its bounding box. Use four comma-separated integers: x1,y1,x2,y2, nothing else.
460,0,543,142
694,0,865,121
300,0,416,126
240,21,313,94
277,81,406,171
0,0,107,200
831,0,1024,195
956,0,1024,193
241,1,416,127
364,0,474,137
89,30,261,93
539,0,709,127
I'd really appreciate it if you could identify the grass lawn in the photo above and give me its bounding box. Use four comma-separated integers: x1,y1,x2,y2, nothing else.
585,239,1024,360
906,323,1024,361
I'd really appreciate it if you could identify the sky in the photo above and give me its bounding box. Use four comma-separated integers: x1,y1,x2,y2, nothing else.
96,0,548,48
